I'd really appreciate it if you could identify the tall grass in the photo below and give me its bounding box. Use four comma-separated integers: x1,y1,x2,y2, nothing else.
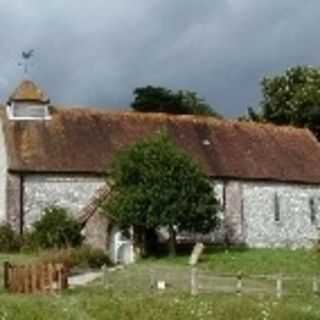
0,288,319,320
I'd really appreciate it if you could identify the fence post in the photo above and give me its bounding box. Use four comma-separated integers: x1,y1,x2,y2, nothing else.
23,265,30,294
276,274,283,299
48,263,54,293
11,266,17,292
4,262,10,290
191,267,198,295
236,272,243,296
101,264,107,288
31,264,37,293
150,268,155,289
313,276,319,296
39,264,45,293
17,266,24,293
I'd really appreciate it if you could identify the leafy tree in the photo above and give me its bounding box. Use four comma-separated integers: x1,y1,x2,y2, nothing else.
247,66,320,138
102,132,220,257
131,85,221,117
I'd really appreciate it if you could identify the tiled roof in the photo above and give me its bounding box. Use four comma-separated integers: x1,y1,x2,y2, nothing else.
2,107,320,184
8,80,49,103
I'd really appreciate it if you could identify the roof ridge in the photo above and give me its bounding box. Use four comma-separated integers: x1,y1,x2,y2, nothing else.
52,106,310,134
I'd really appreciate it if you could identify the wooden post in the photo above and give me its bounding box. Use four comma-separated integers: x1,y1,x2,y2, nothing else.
39,264,45,293
62,265,69,289
276,274,283,299
313,276,319,296
17,266,24,293
47,263,54,293
31,264,37,293
191,267,198,295
23,265,30,294
11,266,17,292
150,268,155,289
236,272,243,296
4,262,10,290
56,264,63,291
101,264,107,288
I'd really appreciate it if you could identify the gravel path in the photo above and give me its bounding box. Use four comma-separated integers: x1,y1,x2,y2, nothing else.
69,271,102,287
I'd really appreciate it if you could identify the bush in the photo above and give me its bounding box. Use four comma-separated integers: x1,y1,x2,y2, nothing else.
39,246,112,270
86,248,112,268
0,224,21,252
31,206,84,249
19,232,41,253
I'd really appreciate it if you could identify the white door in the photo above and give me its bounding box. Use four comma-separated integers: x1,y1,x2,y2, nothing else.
109,226,134,264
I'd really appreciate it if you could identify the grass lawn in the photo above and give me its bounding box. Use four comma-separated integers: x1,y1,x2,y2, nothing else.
142,246,320,275
0,248,319,319
0,287,319,319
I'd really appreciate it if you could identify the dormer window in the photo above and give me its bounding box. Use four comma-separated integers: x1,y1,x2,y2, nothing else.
6,80,51,121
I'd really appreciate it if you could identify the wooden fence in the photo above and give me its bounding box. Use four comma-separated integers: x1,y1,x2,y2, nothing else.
102,265,320,298
190,268,320,298
4,262,69,294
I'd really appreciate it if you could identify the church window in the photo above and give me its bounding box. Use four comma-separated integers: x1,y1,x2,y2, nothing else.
222,183,226,209
274,193,280,222
309,197,317,224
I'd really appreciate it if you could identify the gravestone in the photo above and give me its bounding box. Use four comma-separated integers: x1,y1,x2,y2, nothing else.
189,242,205,266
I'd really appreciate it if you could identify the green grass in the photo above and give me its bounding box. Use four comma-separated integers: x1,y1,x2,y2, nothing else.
0,253,39,266
0,287,318,319
142,246,320,275
0,249,319,319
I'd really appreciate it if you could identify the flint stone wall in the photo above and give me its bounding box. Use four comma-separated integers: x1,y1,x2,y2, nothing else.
201,180,320,248
242,181,320,248
23,174,105,228
21,175,320,249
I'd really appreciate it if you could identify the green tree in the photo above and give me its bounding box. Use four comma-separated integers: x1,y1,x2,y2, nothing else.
102,132,220,257
131,85,222,117
247,66,320,138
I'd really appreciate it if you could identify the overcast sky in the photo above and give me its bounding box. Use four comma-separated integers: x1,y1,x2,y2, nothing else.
0,1,319,117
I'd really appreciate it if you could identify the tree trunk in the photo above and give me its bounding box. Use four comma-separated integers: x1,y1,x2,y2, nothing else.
168,225,177,257
145,228,158,255
133,226,147,257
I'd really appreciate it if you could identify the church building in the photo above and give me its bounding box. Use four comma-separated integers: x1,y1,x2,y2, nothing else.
1,80,320,258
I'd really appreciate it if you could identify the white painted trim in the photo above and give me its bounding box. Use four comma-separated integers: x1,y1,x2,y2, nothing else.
6,103,51,121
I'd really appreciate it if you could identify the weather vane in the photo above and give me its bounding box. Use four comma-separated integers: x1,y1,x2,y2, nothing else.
18,49,34,76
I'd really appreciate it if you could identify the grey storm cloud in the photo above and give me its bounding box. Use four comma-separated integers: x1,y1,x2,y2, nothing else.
0,0,320,117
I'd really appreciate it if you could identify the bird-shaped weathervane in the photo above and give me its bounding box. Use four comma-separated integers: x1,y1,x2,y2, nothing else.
18,49,34,75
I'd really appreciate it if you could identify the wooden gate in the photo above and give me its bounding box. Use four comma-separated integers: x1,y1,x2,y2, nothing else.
4,262,69,294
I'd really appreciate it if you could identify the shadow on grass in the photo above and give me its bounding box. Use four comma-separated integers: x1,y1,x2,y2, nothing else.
145,243,249,261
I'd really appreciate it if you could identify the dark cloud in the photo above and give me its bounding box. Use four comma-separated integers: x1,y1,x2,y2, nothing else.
0,0,320,117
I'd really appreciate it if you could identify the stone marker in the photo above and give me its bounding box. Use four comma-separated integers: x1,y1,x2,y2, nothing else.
157,281,166,290
189,242,205,266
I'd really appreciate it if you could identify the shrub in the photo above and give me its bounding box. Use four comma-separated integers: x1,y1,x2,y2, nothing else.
0,224,21,252
19,231,41,253
86,248,112,268
39,246,112,270
31,206,84,249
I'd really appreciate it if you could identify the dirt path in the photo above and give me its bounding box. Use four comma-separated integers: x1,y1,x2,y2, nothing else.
69,271,102,287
